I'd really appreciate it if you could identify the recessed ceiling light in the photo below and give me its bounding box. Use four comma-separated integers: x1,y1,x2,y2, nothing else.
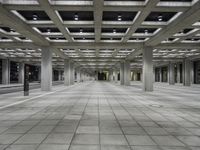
74,13,79,21
10,28,15,32
80,28,83,33
47,28,51,33
113,29,116,33
158,15,163,21
117,14,122,21
33,14,38,21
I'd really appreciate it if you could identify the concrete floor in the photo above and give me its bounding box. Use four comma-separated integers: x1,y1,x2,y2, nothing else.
0,81,200,150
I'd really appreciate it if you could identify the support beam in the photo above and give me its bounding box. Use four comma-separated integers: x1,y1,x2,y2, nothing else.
159,67,162,82
120,62,124,85
124,61,130,86
2,59,10,84
123,0,160,42
0,4,49,46
183,59,191,86
177,63,181,83
41,48,52,91
70,62,74,85
18,62,24,84
64,59,70,86
113,69,118,83
38,0,73,42
109,69,113,81
142,46,153,91
94,0,103,42
169,62,175,85
146,1,200,46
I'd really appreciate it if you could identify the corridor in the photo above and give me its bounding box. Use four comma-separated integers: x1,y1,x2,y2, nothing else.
0,82,200,150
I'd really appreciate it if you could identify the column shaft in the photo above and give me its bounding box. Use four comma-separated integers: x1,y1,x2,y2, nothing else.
64,59,70,86
18,62,24,84
159,67,162,82
169,62,175,85
177,64,181,83
2,59,10,84
120,62,124,85
70,62,74,85
183,59,191,86
76,68,81,83
41,48,52,91
124,61,130,86
142,47,153,91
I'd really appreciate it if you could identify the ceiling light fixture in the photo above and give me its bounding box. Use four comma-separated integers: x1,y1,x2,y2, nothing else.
10,28,14,32
158,15,163,21
47,28,51,33
117,14,122,21
74,13,79,21
113,28,116,33
80,28,83,33
33,14,38,21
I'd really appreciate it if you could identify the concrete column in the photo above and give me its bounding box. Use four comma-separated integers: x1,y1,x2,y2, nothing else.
52,69,55,81
124,61,130,86
64,59,70,86
190,61,194,84
159,67,162,82
18,62,24,84
109,70,113,81
142,46,153,91
113,70,117,83
183,59,191,86
41,48,52,91
58,70,62,81
153,67,155,83
80,71,83,82
120,62,125,85
38,67,41,82
169,62,175,85
2,59,10,84
76,68,81,83
70,62,74,85
177,64,181,83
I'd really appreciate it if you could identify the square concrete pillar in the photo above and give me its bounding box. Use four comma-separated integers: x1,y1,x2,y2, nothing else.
38,67,41,82
18,62,24,84
58,70,62,81
76,68,81,83
120,62,124,85
190,61,194,84
124,61,130,86
169,62,175,85
2,59,10,84
142,46,153,92
159,67,162,82
64,59,70,86
183,59,191,86
109,69,113,81
70,62,74,85
177,63,181,83
113,69,118,83
41,48,52,91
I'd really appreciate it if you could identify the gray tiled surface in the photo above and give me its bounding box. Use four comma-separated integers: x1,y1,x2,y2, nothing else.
0,81,200,150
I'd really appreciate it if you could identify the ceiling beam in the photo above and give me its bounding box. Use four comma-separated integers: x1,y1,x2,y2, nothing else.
38,0,73,42
122,0,160,42
146,1,200,46
0,4,49,46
